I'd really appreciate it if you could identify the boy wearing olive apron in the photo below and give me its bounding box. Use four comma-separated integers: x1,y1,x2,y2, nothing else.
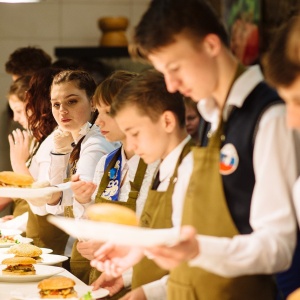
94,70,194,299
128,0,300,299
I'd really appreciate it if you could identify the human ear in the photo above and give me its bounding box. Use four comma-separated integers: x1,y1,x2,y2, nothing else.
203,33,221,57
162,111,176,133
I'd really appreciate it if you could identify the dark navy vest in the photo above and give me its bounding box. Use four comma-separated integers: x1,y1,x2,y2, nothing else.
221,81,283,234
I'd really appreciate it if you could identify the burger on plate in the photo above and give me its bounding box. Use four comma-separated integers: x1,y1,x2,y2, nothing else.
38,276,78,299
0,171,34,188
1,256,36,275
8,243,43,262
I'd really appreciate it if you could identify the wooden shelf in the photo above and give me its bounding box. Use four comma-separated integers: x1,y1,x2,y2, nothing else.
55,46,130,59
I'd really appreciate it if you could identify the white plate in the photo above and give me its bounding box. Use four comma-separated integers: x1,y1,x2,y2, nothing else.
0,247,52,254
0,229,22,236
0,182,70,200
0,236,33,248
38,254,68,265
8,285,109,299
48,216,181,247
0,264,64,282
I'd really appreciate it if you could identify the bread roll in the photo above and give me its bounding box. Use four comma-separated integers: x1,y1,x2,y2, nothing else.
2,256,36,265
288,288,300,300
86,203,139,226
38,276,75,290
38,276,77,298
8,243,42,257
0,171,34,187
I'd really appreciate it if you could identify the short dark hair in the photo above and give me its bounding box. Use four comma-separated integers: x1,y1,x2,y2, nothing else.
94,70,139,107
263,15,300,88
5,46,52,77
111,69,186,128
132,0,228,59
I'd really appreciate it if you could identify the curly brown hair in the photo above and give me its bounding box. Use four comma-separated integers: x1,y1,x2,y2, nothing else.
25,67,62,142
5,46,52,77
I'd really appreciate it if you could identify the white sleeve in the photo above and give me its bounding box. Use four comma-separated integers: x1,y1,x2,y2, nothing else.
142,275,168,300
189,105,299,276
171,153,194,227
73,155,106,219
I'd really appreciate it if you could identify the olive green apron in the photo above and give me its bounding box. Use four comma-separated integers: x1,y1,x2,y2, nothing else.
132,140,193,289
68,150,147,286
17,138,69,255
167,122,276,300
12,199,29,217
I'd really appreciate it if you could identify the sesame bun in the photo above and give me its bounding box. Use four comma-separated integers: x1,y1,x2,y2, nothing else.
38,276,75,290
0,171,34,187
8,243,42,257
2,256,36,265
86,203,139,226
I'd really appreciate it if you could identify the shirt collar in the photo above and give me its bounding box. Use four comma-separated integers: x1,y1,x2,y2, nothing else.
159,135,191,182
121,146,140,171
197,65,264,130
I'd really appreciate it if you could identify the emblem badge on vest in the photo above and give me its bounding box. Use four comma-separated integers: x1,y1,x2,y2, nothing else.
219,143,239,175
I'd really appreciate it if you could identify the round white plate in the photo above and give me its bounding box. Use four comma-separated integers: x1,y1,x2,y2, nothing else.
48,216,181,247
38,254,68,265
40,247,53,254
0,229,22,236
0,264,64,282
0,236,33,248
8,286,109,299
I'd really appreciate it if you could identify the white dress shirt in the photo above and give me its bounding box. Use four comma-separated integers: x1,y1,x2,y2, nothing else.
45,124,119,216
73,146,159,219
141,136,191,300
172,65,300,277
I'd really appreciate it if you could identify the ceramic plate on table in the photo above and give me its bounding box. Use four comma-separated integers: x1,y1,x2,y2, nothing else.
48,215,181,247
0,182,71,200
0,265,64,282
38,254,68,265
8,286,109,300
0,230,32,248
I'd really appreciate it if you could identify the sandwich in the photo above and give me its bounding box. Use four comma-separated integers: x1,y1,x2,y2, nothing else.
1,256,36,275
8,243,43,262
0,171,34,188
38,276,78,299
85,203,139,226
0,230,16,244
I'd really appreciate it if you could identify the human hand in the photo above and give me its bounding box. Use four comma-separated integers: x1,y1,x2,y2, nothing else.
71,174,97,204
1,215,14,222
91,243,144,277
77,240,103,260
53,128,74,154
91,272,124,296
144,225,199,270
8,129,30,172
120,287,146,300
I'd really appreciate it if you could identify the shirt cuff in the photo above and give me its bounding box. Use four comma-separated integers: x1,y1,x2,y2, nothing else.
122,268,133,288
73,198,94,219
46,203,63,215
142,275,168,300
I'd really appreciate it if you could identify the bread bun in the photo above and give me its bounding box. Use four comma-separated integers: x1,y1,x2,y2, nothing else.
8,243,42,257
38,276,75,290
86,203,139,226
288,288,300,300
2,269,36,275
2,256,36,265
0,171,34,187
